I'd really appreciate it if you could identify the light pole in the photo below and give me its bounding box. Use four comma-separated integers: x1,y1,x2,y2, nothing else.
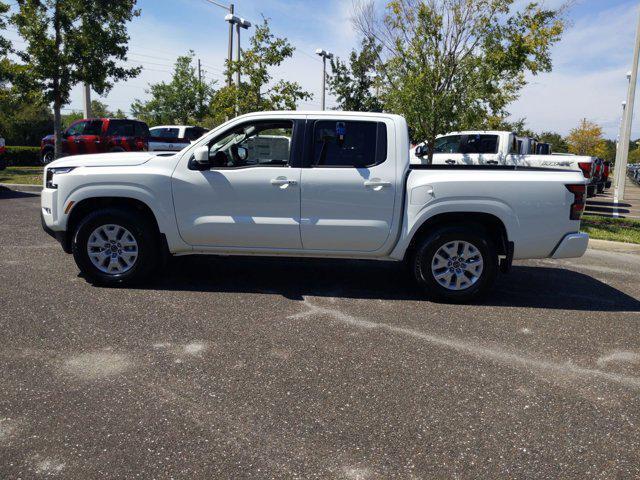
615,6,640,202
315,49,333,110
225,14,251,116
203,0,235,87
82,83,91,118
615,100,627,167
225,15,251,86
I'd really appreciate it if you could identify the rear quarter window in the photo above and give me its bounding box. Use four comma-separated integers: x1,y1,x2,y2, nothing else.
106,120,136,136
135,122,150,137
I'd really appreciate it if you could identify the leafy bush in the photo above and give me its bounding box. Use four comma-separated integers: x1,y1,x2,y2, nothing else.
4,146,41,166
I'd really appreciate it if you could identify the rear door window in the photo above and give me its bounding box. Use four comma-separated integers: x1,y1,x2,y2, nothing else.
150,127,179,139
312,120,387,167
83,120,103,136
434,134,498,154
461,135,498,154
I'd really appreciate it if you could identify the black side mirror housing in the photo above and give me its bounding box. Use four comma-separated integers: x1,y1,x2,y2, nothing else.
415,145,428,158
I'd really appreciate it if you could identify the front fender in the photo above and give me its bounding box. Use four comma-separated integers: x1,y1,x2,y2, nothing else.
59,182,190,254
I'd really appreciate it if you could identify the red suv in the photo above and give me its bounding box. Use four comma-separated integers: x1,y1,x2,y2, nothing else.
0,135,5,170
40,118,150,164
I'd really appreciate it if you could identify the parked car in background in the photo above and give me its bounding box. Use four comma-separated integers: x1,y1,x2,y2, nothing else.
630,164,640,185
0,135,5,170
414,130,598,196
40,118,150,164
602,160,612,190
148,125,209,152
536,142,552,155
41,111,588,303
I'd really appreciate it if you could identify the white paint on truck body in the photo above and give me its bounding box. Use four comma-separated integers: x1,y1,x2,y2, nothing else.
41,112,588,265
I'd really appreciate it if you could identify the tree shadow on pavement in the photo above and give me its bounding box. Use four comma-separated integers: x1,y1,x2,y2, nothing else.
150,256,640,312
0,188,39,199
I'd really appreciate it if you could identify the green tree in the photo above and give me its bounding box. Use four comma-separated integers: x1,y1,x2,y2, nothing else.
0,85,52,145
207,18,312,125
131,51,215,126
0,2,14,82
11,0,141,158
328,37,383,112
354,0,564,160
567,118,607,157
0,2,10,55
538,131,569,153
90,99,111,118
598,139,616,163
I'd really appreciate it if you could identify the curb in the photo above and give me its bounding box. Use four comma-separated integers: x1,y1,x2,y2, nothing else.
0,183,42,195
588,238,640,254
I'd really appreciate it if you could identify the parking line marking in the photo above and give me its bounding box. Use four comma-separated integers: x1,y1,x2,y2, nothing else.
289,299,640,390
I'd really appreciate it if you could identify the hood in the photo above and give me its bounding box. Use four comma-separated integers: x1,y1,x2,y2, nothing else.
46,152,157,168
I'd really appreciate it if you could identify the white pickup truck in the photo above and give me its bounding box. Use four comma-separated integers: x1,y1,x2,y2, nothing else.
41,112,589,302
148,125,209,152
413,130,597,196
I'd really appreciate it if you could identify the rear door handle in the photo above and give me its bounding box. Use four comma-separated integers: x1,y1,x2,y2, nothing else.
364,180,392,188
445,159,456,165
486,160,499,165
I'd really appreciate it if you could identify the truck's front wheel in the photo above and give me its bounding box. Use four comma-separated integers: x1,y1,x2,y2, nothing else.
72,208,159,286
412,226,498,303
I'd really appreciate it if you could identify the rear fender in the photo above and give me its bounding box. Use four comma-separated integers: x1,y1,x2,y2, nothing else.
389,198,518,260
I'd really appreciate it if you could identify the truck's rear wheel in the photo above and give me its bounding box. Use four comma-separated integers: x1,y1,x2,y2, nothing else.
412,226,498,303
72,207,159,286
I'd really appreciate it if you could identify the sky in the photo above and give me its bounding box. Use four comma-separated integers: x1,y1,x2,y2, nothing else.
5,0,640,138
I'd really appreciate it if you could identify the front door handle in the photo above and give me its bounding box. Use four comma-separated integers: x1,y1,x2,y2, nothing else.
270,178,297,186
445,159,456,165
486,160,499,165
364,179,392,188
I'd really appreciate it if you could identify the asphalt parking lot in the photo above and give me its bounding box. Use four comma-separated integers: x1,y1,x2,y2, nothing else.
1,189,640,479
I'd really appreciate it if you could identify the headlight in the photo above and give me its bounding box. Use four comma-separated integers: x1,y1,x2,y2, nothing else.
46,167,75,189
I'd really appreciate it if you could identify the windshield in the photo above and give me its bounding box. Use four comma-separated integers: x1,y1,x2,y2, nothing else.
434,134,499,154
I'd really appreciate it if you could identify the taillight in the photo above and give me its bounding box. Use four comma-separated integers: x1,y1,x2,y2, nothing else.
577,162,592,179
566,184,586,220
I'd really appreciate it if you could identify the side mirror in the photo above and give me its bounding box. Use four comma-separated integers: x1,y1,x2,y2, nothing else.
415,145,428,158
237,146,248,161
190,145,211,170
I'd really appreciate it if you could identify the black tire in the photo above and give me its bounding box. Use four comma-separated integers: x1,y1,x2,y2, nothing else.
597,183,605,194
72,207,159,286
41,148,54,165
411,225,498,303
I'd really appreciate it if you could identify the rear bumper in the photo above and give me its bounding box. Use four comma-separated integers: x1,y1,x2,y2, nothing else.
551,232,589,259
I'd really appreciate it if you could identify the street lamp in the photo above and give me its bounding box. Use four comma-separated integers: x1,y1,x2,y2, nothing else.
315,48,333,110
225,14,251,88
203,0,236,87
